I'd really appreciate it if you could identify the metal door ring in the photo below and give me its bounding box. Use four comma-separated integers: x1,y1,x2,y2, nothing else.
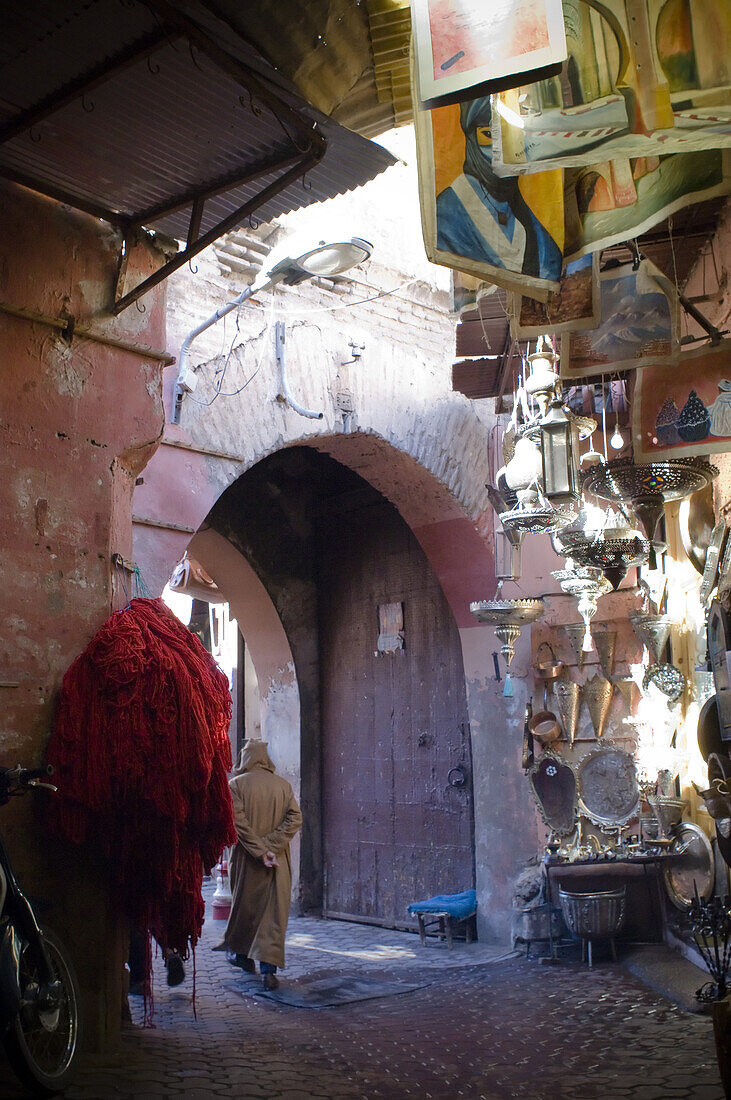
448,766,467,788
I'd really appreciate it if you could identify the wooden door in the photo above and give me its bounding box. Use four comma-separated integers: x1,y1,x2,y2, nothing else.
319,492,474,926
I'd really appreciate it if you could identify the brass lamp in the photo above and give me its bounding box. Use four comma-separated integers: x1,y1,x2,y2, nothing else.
539,400,581,507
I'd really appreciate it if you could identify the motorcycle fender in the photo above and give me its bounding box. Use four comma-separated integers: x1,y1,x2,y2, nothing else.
0,923,22,1033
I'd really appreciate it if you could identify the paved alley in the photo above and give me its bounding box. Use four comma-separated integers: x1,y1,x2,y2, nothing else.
0,884,724,1100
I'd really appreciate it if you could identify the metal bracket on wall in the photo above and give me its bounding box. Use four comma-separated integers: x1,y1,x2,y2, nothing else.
111,552,137,573
274,320,324,420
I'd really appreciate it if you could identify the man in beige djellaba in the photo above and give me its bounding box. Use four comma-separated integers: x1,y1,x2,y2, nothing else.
214,740,302,989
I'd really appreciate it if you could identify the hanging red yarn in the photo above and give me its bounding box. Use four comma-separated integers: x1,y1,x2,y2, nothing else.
47,597,237,962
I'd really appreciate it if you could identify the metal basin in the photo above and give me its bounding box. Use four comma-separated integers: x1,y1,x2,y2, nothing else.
559,887,626,944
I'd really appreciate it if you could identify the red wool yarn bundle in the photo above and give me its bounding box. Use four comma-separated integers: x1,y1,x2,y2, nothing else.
47,597,237,961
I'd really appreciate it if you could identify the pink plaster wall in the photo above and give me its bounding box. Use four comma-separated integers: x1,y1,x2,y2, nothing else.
0,181,167,1050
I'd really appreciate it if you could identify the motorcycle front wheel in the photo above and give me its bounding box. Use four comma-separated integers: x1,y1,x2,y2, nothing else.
3,926,82,1096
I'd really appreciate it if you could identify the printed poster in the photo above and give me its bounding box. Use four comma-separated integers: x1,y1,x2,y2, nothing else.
491,0,731,176
633,342,731,459
560,259,680,381
410,0,567,105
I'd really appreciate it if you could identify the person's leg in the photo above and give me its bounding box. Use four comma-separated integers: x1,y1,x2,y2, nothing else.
165,950,186,987
227,952,256,972
260,961,279,989
128,927,146,994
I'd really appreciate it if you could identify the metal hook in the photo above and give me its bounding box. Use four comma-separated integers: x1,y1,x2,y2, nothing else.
135,300,147,314
188,259,198,274
147,55,160,75
188,41,206,73
81,93,95,114
239,89,262,118
29,126,42,143
247,214,260,231
301,173,312,191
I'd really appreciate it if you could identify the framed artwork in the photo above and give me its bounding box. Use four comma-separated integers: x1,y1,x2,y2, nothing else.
414,93,563,300
632,341,731,459
410,0,567,106
491,0,731,175
559,258,679,381
508,253,599,338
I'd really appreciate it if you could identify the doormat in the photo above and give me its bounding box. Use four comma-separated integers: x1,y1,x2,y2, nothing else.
227,973,429,1008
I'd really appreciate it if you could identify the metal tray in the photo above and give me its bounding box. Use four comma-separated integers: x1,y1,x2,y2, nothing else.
576,746,639,827
663,823,715,911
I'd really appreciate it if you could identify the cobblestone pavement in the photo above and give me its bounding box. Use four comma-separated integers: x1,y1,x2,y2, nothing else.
0,883,724,1099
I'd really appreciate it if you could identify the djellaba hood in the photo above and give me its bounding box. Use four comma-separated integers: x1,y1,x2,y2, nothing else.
233,739,275,775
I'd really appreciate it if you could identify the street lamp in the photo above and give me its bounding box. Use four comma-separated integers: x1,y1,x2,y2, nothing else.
171,233,372,423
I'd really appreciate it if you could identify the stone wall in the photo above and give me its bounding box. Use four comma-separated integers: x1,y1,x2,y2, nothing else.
0,181,167,1049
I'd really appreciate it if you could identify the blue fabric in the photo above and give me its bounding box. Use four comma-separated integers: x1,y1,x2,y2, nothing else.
408,890,477,919
436,180,562,281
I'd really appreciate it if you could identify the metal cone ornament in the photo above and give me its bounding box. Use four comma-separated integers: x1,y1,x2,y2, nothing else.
582,675,614,739
563,623,589,668
628,613,675,664
554,679,580,746
594,630,617,681
614,676,635,709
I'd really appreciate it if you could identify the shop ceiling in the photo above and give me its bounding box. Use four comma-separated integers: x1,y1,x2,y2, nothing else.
0,0,398,313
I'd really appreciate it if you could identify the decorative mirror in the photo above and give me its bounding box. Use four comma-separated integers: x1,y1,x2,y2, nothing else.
528,752,577,836
576,746,639,827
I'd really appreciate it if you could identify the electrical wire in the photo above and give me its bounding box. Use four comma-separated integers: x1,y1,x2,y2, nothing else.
262,277,420,316
188,297,275,408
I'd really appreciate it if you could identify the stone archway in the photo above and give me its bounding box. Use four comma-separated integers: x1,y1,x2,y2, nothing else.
135,420,542,940
182,446,477,923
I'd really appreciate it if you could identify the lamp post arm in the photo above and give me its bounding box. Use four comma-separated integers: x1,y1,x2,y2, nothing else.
171,277,274,424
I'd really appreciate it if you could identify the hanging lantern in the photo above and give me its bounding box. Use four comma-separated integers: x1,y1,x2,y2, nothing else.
525,343,560,417
539,400,581,506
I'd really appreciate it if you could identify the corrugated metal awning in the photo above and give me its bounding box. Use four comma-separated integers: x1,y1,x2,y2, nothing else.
0,0,397,312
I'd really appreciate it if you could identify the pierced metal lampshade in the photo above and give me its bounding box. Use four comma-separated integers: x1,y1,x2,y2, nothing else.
593,629,617,680
551,521,596,566
552,566,612,653
563,624,590,668
585,532,650,590
469,598,545,669
582,458,719,559
554,679,580,746
629,612,675,664
582,675,615,739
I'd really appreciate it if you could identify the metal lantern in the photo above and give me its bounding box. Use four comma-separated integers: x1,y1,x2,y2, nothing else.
539,401,580,506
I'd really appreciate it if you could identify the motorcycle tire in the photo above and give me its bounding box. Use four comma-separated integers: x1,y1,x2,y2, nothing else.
3,926,82,1096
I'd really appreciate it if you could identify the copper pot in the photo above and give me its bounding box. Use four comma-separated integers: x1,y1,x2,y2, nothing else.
534,642,564,681
529,709,562,745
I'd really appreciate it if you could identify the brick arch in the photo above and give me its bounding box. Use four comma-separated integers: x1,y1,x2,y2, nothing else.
135,420,498,627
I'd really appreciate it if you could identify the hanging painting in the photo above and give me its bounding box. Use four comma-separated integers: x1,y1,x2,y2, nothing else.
410,0,567,107
564,148,731,262
633,342,731,459
416,98,730,301
414,93,564,299
508,253,599,337
559,259,680,380
450,270,499,315
490,0,731,175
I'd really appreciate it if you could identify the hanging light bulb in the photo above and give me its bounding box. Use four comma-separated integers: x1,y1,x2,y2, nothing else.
610,415,624,450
